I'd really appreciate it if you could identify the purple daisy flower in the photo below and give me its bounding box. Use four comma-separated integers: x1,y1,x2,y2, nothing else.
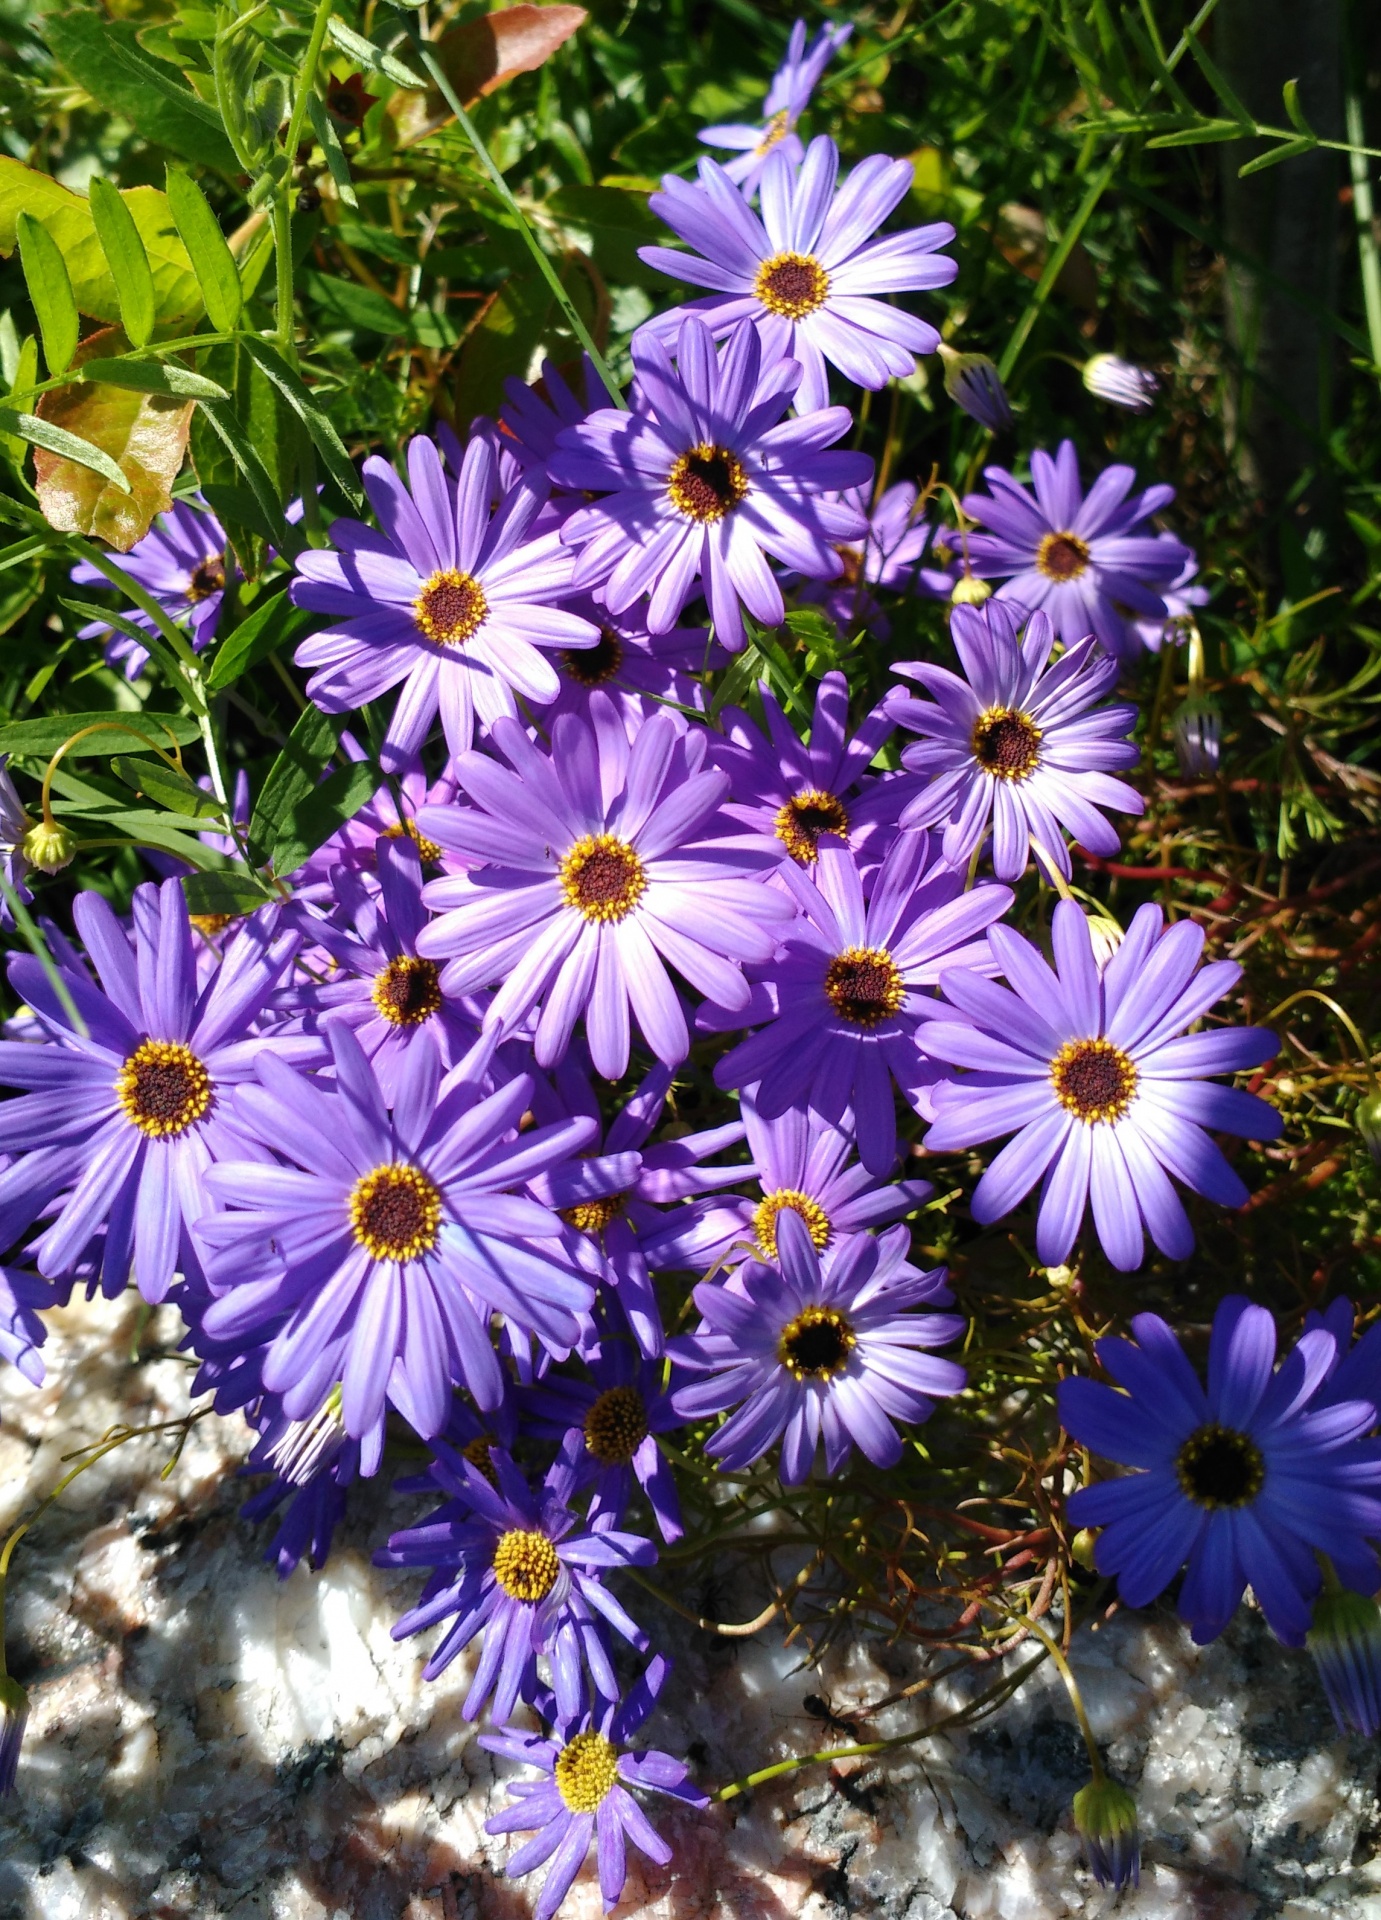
482,1656,708,1920
712,833,1012,1175
523,1339,686,1541
710,669,911,874
961,440,1193,659
642,1087,932,1276
1059,1296,1381,1645
540,599,718,732
71,494,231,680
381,1443,656,1722
198,1021,598,1439
638,137,956,413
671,1210,964,1483
698,17,852,193
796,480,933,635
0,1264,56,1395
415,698,795,1080
0,883,302,1302
500,354,608,480
922,898,1284,1271
550,316,871,654
887,601,1143,882
1130,542,1209,652
292,759,461,899
290,434,600,771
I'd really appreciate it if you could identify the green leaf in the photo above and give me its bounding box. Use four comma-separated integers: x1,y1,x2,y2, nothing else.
110,753,224,818
206,588,315,691
300,269,407,337
1238,136,1317,177
1146,118,1246,148
0,405,132,493
239,336,363,510
547,183,666,288
198,481,275,546
77,357,227,400
326,17,426,90
0,709,199,758
88,177,156,351
164,168,243,334
195,395,299,560
59,595,191,686
1282,77,1315,137
42,11,238,173
247,702,342,867
16,212,79,377
181,869,273,917
306,94,358,210
270,760,377,874
1182,27,1255,130
0,163,203,329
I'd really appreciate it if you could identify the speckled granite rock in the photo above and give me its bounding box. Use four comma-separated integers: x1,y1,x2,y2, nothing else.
1,1294,1379,1920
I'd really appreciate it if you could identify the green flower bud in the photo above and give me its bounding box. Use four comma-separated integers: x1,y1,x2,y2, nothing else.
1072,1776,1139,1890
1070,1527,1099,1572
20,819,76,874
1355,1091,1381,1168
950,574,993,607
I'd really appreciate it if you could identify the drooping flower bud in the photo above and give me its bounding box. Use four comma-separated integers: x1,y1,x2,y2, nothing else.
1355,1091,1381,1168
950,574,993,607
0,1673,29,1796
1070,1528,1099,1572
1171,698,1221,778
1085,908,1124,974
1308,1583,1381,1736
1082,353,1159,413
20,819,76,874
938,344,1013,432
1072,1776,1140,1890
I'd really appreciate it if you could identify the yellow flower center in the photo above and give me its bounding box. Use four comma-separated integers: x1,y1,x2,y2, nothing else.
559,1191,629,1236
187,554,225,602
562,627,624,686
1175,1423,1265,1508
188,912,237,938
1050,1038,1139,1124
774,788,849,865
753,109,792,158
583,1385,649,1466
753,1188,831,1260
559,834,647,923
777,1304,856,1381
971,707,1042,782
371,954,443,1027
492,1527,561,1603
554,1730,620,1813
413,567,488,645
462,1435,500,1486
116,1039,213,1139
380,819,443,865
348,1162,443,1262
1035,530,1091,581
667,443,749,524
754,249,830,320
823,946,905,1028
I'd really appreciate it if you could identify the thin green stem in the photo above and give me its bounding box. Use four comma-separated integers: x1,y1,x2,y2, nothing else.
275,0,335,362
1010,1612,1103,1779
1345,88,1381,379
0,871,87,1037
1267,989,1381,1098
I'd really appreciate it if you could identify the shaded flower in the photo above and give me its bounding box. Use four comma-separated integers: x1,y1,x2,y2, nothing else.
796,480,934,635
923,898,1283,1270
938,344,1012,432
712,833,1012,1175
381,1443,656,1722
961,439,1192,659
1059,1295,1381,1645
540,599,718,732
523,1339,686,1541
0,757,32,924
1082,352,1159,413
638,137,955,413
1308,1582,1381,1738
1171,697,1221,777
1072,1777,1140,1891
0,1264,56,1393
293,758,460,897
888,600,1142,882
551,315,871,654
671,1210,964,1482
481,1656,708,1920
1131,544,1209,652
290,433,599,771
71,495,232,680
415,698,794,1080
697,17,852,193
501,354,609,478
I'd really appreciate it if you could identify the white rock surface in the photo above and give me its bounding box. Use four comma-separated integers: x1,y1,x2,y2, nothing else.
1,1294,1378,1919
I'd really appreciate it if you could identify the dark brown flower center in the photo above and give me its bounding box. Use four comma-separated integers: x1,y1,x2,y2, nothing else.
824,945,905,1028
583,1385,649,1466
971,707,1042,782
1050,1038,1138,1124
188,555,225,601
1175,1424,1264,1508
116,1039,213,1139
1036,531,1091,581
371,955,443,1027
775,788,849,865
348,1163,442,1262
413,568,488,645
562,628,624,687
667,443,749,524
559,835,646,923
754,250,830,320
778,1305,855,1380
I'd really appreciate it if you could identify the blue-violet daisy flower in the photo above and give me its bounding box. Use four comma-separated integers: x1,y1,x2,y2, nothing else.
697,17,852,193
795,480,933,636
70,494,231,680
523,1339,686,1541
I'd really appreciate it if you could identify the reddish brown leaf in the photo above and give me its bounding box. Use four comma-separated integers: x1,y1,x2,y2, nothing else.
394,4,587,145
34,326,193,550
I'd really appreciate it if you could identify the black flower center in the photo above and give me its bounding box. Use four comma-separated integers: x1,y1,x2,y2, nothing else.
413,568,488,645
775,788,849,865
778,1305,856,1380
188,555,225,602
824,945,905,1027
583,1385,649,1466
371,955,443,1027
667,443,749,524
1175,1423,1265,1508
1036,531,1091,581
562,628,624,686
972,707,1042,781
116,1040,213,1139
1050,1038,1138,1124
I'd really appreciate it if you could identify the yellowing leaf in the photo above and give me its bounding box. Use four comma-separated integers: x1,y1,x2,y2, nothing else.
34,326,194,548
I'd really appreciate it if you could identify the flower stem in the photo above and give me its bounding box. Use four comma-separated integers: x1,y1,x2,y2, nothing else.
1266,988,1380,1099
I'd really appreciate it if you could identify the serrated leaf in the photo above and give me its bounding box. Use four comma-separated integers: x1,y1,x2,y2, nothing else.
34,326,192,548
110,753,224,818
88,177,156,350
42,11,238,173
182,869,272,917
270,760,377,875
0,406,132,493
164,168,242,334
0,709,199,757
239,336,362,511
206,588,314,691
16,212,79,377
0,161,202,329
247,702,341,867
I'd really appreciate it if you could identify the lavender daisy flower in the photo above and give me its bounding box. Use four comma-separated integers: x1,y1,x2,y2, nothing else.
71,495,230,680
671,1210,964,1482
961,440,1193,659
1058,1296,1381,1645
922,898,1283,1271
0,883,302,1301
415,698,795,1080
198,1022,598,1438
887,601,1143,882
698,17,852,193
637,138,956,413
1131,543,1209,652
500,355,608,478
711,669,907,872
550,316,871,654
482,1656,707,1920
796,480,933,636
713,833,1012,1175
0,1264,56,1394
523,1341,686,1541
937,345,1013,433
290,433,600,771
381,1444,656,1722
642,1087,932,1275
292,758,460,898
541,599,717,732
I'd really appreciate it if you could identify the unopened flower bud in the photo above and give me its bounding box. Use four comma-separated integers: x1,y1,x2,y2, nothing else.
20,819,76,874
1171,699,1221,778
1085,910,1124,974
1355,1092,1381,1168
260,1384,346,1487
937,344,1013,432
1307,1584,1381,1737
1071,1527,1099,1572
950,574,993,607
1082,352,1159,413
0,1673,29,1796
1072,1776,1139,1890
